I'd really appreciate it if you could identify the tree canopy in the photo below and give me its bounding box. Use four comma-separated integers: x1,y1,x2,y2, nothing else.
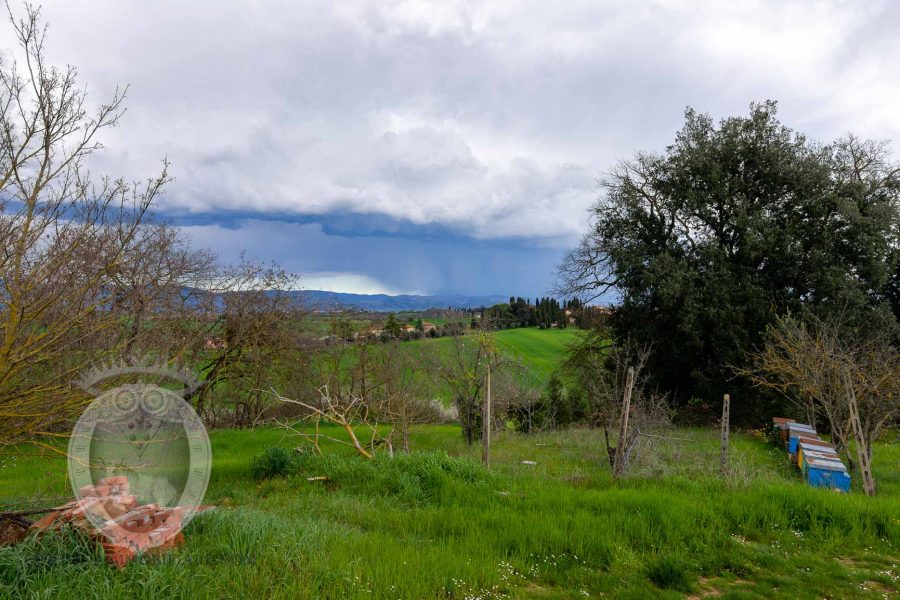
560,101,899,421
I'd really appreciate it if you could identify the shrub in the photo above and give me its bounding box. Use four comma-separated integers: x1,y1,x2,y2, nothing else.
645,555,692,592
290,451,490,505
252,446,295,480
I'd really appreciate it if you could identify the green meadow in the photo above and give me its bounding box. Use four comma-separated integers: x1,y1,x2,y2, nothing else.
493,328,584,383
1,424,898,599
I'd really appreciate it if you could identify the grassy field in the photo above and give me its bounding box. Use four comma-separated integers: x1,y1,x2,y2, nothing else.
356,327,586,404
1,425,898,599
493,328,583,383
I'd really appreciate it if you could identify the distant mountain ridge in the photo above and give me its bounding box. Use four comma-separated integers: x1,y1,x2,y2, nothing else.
301,290,508,312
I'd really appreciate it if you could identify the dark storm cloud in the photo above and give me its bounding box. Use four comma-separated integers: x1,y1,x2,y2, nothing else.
183,219,565,297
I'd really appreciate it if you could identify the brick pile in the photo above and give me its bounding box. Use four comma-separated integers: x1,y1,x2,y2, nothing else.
28,475,212,568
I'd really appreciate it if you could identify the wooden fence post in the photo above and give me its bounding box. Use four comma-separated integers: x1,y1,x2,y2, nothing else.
842,366,875,496
612,366,635,477
482,363,491,468
720,393,730,476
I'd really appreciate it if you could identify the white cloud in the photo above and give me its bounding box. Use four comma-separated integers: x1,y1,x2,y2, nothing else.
299,272,418,295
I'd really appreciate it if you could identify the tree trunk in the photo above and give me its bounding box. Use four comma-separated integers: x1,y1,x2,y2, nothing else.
612,366,635,478
482,365,491,468
460,397,477,445
481,365,491,468
603,426,616,468
834,433,855,473
463,411,475,445
340,421,373,460
720,393,730,477
842,366,875,496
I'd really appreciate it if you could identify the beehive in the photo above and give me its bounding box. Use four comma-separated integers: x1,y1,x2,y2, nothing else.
797,438,837,470
798,445,838,473
804,456,851,492
787,423,816,454
772,417,796,443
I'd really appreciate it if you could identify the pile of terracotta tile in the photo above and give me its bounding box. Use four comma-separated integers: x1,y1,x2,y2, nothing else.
26,475,212,568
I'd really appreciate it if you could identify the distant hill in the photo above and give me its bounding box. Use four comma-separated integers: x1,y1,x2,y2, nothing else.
301,290,508,312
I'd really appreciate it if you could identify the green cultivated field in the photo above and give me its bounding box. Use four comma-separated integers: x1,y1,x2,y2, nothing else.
494,328,584,382
407,327,584,398
346,327,584,406
1,426,898,599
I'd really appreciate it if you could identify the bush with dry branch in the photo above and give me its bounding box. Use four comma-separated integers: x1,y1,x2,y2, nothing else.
0,5,172,448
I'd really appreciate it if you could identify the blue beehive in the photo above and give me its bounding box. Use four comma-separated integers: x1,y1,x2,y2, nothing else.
799,445,838,475
787,423,816,454
804,456,851,492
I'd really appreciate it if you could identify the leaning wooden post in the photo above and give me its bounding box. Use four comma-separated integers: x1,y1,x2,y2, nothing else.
842,366,875,496
719,393,730,476
482,363,491,468
612,366,635,477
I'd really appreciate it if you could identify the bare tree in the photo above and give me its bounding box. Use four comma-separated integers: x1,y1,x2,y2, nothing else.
370,341,439,453
0,4,169,448
503,360,554,433
740,313,848,451
273,385,380,460
438,319,501,445
107,221,217,360
270,328,386,458
744,311,899,493
275,334,450,457
564,330,671,475
185,259,307,427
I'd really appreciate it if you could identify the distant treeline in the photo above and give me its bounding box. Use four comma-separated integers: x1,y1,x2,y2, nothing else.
322,298,607,346
477,297,596,329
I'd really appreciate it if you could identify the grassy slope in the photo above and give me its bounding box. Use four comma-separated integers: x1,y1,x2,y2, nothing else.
493,328,583,383
1,426,898,599
367,327,583,404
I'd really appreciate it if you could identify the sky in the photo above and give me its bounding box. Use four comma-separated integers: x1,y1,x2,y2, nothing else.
10,0,900,297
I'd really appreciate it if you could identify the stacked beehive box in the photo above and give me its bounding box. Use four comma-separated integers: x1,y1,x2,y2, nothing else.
28,475,210,568
771,418,851,492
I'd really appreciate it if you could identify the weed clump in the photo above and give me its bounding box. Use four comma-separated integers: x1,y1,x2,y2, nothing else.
645,554,692,592
251,446,491,503
313,451,488,503
252,446,295,480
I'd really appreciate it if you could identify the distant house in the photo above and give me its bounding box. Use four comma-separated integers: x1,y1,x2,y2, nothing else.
421,321,438,332
400,324,416,333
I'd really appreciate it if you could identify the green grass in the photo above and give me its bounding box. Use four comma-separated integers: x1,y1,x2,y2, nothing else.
380,327,585,404
2,426,898,599
493,328,584,383
308,327,580,406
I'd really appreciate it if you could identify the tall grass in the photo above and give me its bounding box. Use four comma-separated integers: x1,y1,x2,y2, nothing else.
1,425,898,599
